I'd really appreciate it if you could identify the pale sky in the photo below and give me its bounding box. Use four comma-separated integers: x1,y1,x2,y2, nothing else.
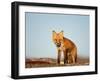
25,12,89,58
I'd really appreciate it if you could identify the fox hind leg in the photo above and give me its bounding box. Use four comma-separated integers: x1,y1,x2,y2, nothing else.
72,55,75,64
70,47,77,64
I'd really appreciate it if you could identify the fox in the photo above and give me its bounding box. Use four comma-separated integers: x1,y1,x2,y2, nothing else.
52,30,77,64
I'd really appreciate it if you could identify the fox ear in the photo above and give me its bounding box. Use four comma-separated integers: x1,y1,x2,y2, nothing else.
52,30,55,33
52,30,56,39
59,30,63,36
52,30,56,35
61,30,63,33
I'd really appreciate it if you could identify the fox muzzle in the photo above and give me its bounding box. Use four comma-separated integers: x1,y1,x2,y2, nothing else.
56,43,61,47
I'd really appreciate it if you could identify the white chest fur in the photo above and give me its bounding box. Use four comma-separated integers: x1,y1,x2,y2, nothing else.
58,43,65,51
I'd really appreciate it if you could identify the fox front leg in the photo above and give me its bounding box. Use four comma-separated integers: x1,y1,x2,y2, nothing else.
63,50,67,65
57,50,61,64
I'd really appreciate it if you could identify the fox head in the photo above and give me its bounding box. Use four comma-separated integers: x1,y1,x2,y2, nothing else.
52,31,64,47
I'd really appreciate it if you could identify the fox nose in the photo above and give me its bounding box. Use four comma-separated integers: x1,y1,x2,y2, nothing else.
56,43,61,47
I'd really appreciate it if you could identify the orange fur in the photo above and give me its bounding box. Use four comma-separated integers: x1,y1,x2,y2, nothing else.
52,31,77,64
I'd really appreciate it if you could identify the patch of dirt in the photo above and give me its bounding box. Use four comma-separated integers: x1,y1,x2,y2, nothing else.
25,57,89,68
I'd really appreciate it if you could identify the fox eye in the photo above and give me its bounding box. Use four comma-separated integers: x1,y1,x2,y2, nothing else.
54,39,57,41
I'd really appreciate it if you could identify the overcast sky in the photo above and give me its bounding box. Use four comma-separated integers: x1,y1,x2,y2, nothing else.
25,12,89,58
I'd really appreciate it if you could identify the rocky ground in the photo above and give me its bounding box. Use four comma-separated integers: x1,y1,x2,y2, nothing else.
25,57,89,68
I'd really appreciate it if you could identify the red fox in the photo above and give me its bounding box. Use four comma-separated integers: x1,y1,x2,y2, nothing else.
52,31,77,64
